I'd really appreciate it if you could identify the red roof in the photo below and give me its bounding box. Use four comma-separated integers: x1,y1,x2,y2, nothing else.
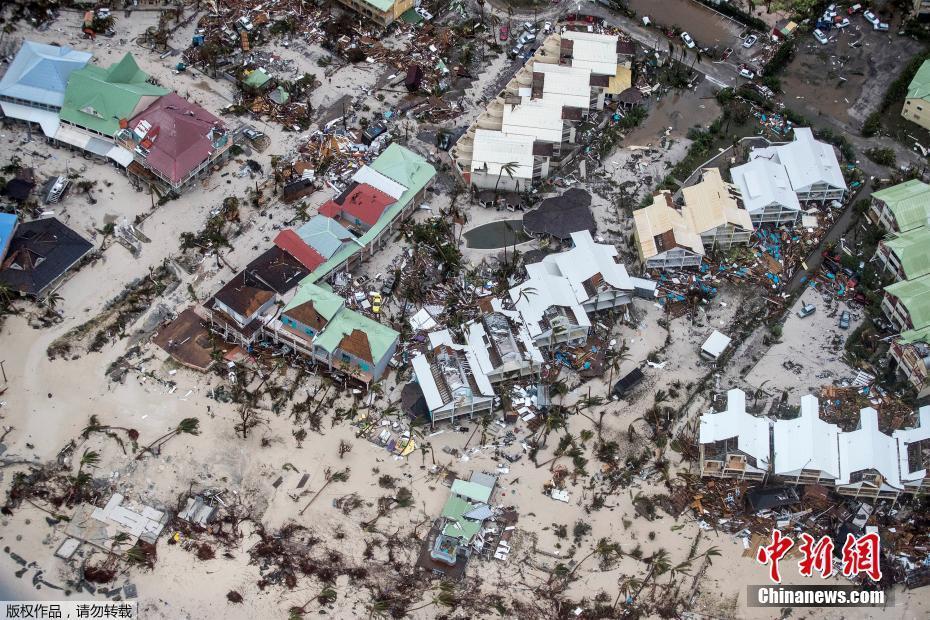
273,229,325,271
324,183,395,227
129,93,226,185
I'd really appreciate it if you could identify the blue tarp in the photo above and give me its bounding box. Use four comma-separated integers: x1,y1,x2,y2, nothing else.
0,213,17,261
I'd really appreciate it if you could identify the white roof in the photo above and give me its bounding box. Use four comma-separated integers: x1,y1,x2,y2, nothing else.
0,100,60,137
730,157,801,215
772,395,841,479
470,129,535,179
510,269,590,339
411,330,495,411
772,128,847,194
531,63,591,110
501,99,564,144
409,308,437,331
351,165,407,200
107,145,134,167
561,30,619,75
538,230,633,303
893,406,930,484
701,330,731,357
698,389,770,467
837,408,902,491
465,311,543,376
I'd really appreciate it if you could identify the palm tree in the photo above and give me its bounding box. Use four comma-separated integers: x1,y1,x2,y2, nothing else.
493,161,518,204
136,417,200,459
45,291,62,311
605,341,630,398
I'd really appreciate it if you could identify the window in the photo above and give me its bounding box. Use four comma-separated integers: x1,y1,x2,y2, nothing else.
305,327,314,336
359,362,370,372
341,353,351,363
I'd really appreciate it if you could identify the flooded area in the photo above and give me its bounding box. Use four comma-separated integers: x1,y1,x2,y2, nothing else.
781,22,924,126
463,219,529,249
623,81,721,145
625,0,743,49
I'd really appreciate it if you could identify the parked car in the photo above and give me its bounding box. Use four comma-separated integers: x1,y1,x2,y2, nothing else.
381,274,397,296
523,22,538,35
839,311,851,330
874,22,889,31
848,3,862,14
813,28,829,44
543,21,552,34
681,31,696,49
722,47,734,60
797,302,817,318
510,43,524,57
835,17,850,28
519,32,535,45
499,24,509,41
739,67,755,79
863,10,879,26
742,34,758,48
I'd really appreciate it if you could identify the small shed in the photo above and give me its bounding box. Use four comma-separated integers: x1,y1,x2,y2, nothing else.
701,330,732,361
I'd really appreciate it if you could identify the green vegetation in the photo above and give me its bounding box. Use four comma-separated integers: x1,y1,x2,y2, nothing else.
866,147,897,167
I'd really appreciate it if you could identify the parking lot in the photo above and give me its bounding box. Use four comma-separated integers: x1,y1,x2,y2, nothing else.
782,12,925,127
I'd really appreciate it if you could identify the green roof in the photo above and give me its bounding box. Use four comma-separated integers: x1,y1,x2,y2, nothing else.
439,495,482,542
451,479,492,503
313,306,398,362
885,275,930,330
60,53,168,136
243,68,272,89
899,324,930,346
400,8,423,23
884,227,930,280
302,145,436,284
283,283,344,320
872,180,930,232
907,59,930,101
360,0,395,12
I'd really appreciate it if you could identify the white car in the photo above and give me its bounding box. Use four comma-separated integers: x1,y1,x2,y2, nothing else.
739,68,755,80
743,34,758,48
863,10,879,26
835,17,850,28
415,7,432,20
875,22,890,31
681,32,696,49
813,29,829,44
543,21,552,34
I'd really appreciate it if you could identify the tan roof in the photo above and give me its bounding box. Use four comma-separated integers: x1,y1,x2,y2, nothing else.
633,170,753,262
681,168,753,233
633,191,704,261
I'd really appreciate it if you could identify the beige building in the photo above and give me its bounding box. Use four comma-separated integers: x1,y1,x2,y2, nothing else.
903,59,930,130
333,0,414,27
633,168,753,270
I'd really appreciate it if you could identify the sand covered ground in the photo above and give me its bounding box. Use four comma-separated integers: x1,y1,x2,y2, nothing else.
0,7,928,620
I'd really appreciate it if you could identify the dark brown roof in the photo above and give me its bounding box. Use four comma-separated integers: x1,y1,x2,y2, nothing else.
523,188,595,240
617,87,644,104
561,107,583,121
212,272,275,318
532,141,554,157
0,217,93,297
617,40,636,56
286,300,329,332
244,246,309,295
590,74,610,87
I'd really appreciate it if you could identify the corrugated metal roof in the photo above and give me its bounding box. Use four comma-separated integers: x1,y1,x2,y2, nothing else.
501,99,564,144
885,274,930,329
907,59,930,100
561,30,619,76
451,479,492,503
0,41,91,108
282,282,344,321
837,408,902,490
470,129,535,179
296,215,358,259
872,179,930,232
532,63,591,110
772,395,841,478
731,157,801,215
0,100,60,137
884,226,930,280
698,389,770,468
767,128,846,194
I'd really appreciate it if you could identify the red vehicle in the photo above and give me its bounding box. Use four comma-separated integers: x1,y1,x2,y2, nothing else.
499,24,510,42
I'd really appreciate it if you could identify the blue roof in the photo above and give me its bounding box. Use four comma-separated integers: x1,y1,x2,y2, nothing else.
296,215,358,259
0,41,92,108
0,213,18,262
